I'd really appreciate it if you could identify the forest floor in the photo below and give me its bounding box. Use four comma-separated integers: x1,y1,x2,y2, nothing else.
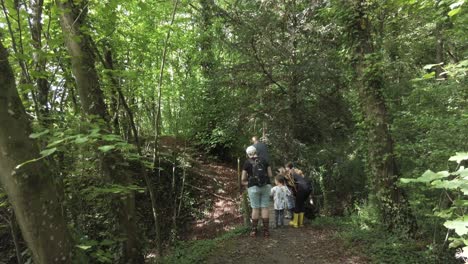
205,223,369,264
167,139,369,263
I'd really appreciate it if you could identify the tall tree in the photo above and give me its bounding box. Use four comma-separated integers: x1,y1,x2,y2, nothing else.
0,36,73,263
349,0,416,234
56,0,142,262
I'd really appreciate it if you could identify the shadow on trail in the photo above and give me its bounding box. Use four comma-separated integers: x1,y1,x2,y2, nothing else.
205,224,369,264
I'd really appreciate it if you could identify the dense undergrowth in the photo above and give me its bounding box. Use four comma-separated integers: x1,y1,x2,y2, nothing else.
311,212,460,264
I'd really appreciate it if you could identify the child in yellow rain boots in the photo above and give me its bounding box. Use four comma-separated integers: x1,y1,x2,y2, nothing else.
288,212,304,228
289,212,299,228
286,162,312,228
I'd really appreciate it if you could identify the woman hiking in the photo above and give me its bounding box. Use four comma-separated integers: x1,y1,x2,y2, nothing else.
241,146,273,237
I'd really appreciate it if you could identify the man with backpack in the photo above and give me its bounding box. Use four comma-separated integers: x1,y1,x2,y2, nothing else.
241,146,273,238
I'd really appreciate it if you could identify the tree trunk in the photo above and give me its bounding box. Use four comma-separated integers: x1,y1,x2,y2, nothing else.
28,0,50,120
98,43,162,257
56,1,142,262
435,23,446,79
351,0,416,234
0,37,73,264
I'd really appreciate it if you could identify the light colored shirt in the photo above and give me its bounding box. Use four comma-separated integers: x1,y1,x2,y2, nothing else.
270,185,291,210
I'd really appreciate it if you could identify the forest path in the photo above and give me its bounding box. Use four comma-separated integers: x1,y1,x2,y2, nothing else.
204,209,369,264
158,136,243,240
189,159,368,263
159,138,367,263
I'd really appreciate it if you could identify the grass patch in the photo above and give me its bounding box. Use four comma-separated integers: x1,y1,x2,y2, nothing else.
309,215,353,230
157,226,249,264
311,216,458,264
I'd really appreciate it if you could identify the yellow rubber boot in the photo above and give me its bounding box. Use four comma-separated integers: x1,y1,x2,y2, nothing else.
298,213,304,227
289,213,299,228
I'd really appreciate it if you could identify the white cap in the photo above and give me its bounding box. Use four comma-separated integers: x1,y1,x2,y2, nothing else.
246,146,257,157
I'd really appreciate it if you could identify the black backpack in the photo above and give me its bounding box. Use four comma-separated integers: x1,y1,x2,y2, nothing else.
248,158,269,187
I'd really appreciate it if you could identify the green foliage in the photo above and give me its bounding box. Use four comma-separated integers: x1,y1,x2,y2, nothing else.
0,0,466,261
312,213,457,264
402,153,468,261
75,235,125,263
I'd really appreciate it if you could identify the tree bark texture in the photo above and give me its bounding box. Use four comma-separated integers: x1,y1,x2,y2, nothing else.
56,1,142,262
351,0,416,234
0,38,73,264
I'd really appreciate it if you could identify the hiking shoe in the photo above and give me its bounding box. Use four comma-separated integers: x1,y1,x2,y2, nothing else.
250,219,259,237
250,229,257,237
262,218,270,238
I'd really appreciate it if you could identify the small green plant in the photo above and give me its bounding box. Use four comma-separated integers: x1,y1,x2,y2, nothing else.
401,152,468,262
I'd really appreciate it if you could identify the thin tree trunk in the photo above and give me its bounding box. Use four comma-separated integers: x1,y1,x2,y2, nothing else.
27,0,50,120
96,43,163,256
151,1,179,254
56,1,142,262
154,0,179,153
0,37,73,264
172,163,177,242
435,23,445,79
177,163,186,217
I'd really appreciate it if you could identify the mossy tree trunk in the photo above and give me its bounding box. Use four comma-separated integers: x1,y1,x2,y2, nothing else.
350,0,416,234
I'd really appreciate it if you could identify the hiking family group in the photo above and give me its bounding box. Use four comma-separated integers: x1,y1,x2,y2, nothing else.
241,136,313,238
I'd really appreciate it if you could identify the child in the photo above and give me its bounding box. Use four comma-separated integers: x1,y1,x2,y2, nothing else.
270,175,291,228
285,188,295,219
282,169,296,219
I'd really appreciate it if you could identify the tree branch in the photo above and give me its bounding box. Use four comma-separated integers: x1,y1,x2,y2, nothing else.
250,38,288,94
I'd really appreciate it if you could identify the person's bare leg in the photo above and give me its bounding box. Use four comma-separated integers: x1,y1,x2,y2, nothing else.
261,208,269,219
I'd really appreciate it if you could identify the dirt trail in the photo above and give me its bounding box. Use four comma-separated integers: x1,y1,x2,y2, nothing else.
159,138,367,263
205,205,369,264
186,158,243,240
189,159,368,264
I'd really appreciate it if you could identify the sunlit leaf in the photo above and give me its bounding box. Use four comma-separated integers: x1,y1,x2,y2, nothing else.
422,72,435,79
450,1,465,9
448,7,461,17
29,129,50,139
75,136,89,144
47,139,66,148
76,245,93,250
449,153,468,164
409,170,450,183
423,63,442,70
444,219,468,236
98,145,115,152
431,179,463,189
40,147,57,157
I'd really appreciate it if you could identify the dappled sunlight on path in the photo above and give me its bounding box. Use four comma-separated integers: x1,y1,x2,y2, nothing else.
187,160,243,240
